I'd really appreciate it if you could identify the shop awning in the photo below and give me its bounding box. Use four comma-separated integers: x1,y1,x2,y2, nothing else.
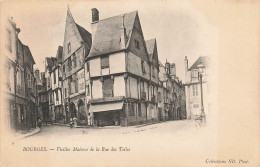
89,102,124,113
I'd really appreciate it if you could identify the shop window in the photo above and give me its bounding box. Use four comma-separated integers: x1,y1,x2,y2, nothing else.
128,103,135,116
138,103,141,116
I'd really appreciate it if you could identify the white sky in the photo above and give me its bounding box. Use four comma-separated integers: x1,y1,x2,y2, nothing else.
2,0,218,81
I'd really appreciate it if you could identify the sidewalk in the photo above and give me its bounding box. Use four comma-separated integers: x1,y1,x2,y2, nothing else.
52,122,121,129
15,127,41,140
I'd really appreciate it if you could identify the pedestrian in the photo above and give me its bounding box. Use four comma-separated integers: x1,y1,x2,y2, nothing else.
69,117,73,128
73,116,77,127
91,114,94,126
37,118,42,128
87,113,91,126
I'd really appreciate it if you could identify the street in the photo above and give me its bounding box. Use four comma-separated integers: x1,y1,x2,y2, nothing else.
7,120,217,167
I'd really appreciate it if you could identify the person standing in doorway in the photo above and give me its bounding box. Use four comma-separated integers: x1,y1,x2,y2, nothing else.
87,113,92,126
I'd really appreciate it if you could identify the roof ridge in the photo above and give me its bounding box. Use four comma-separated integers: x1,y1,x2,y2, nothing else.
98,10,137,22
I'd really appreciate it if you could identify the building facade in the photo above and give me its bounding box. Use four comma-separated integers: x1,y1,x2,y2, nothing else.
50,46,64,123
184,56,210,120
85,9,159,126
2,17,37,131
45,57,57,123
158,61,186,122
61,8,92,125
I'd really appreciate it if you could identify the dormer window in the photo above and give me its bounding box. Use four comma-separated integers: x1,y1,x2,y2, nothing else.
134,40,140,50
67,43,71,53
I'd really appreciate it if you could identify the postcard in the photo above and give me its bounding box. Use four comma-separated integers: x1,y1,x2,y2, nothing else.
0,0,259,167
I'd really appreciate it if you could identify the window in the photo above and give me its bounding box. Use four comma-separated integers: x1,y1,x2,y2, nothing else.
141,60,145,73
53,70,56,84
68,43,71,53
86,61,90,72
192,85,198,96
103,78,113,97
158,92,162,102
101,56,109,69
192,70,198,78
6,29,12,52
68,57,72,71
75,80,78,93
56,91,59,101
63,64,65,73
87,84,90,95
138,103,141,116
193,104,199,108
134,39,140,50
152,67,155,77
128,103,135,116
65,88,67,97
73,53,77,68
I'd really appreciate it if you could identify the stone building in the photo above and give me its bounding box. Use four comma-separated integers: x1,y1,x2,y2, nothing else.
61,8,92,125
2,17,37,131
158,61,186,121
85,9,159,126
184,56,210,120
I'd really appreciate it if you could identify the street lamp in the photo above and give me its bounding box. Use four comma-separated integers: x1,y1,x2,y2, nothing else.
197,62,206,125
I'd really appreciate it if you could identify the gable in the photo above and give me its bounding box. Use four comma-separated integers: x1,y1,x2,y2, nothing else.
62,10,83,62
128,14,150,62
88,11,136,59
146,39,159,70
152,41,159,70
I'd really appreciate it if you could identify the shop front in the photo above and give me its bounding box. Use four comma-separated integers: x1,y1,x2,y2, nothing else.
89,101,124,126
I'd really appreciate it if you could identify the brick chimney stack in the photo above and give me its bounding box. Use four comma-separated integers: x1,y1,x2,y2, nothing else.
91,8,99,43
91,8,99,22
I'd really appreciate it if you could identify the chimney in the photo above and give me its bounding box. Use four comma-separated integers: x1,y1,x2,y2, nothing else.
170,63,176,77
91,8,99,22
184,56,188,72
165,60,170,75
91,8,99,43
121,14,127,48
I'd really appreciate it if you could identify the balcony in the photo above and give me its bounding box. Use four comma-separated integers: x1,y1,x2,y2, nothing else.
141,92,146,100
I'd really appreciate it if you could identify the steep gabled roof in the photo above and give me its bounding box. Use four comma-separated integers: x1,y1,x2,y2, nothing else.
46,57,57,71
145,38,159,69
188,56,210,71
158,60,164,67
146,39,156,59
56,46,63,63
22,44,35,65
76,23,92,45
88,11,137,59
